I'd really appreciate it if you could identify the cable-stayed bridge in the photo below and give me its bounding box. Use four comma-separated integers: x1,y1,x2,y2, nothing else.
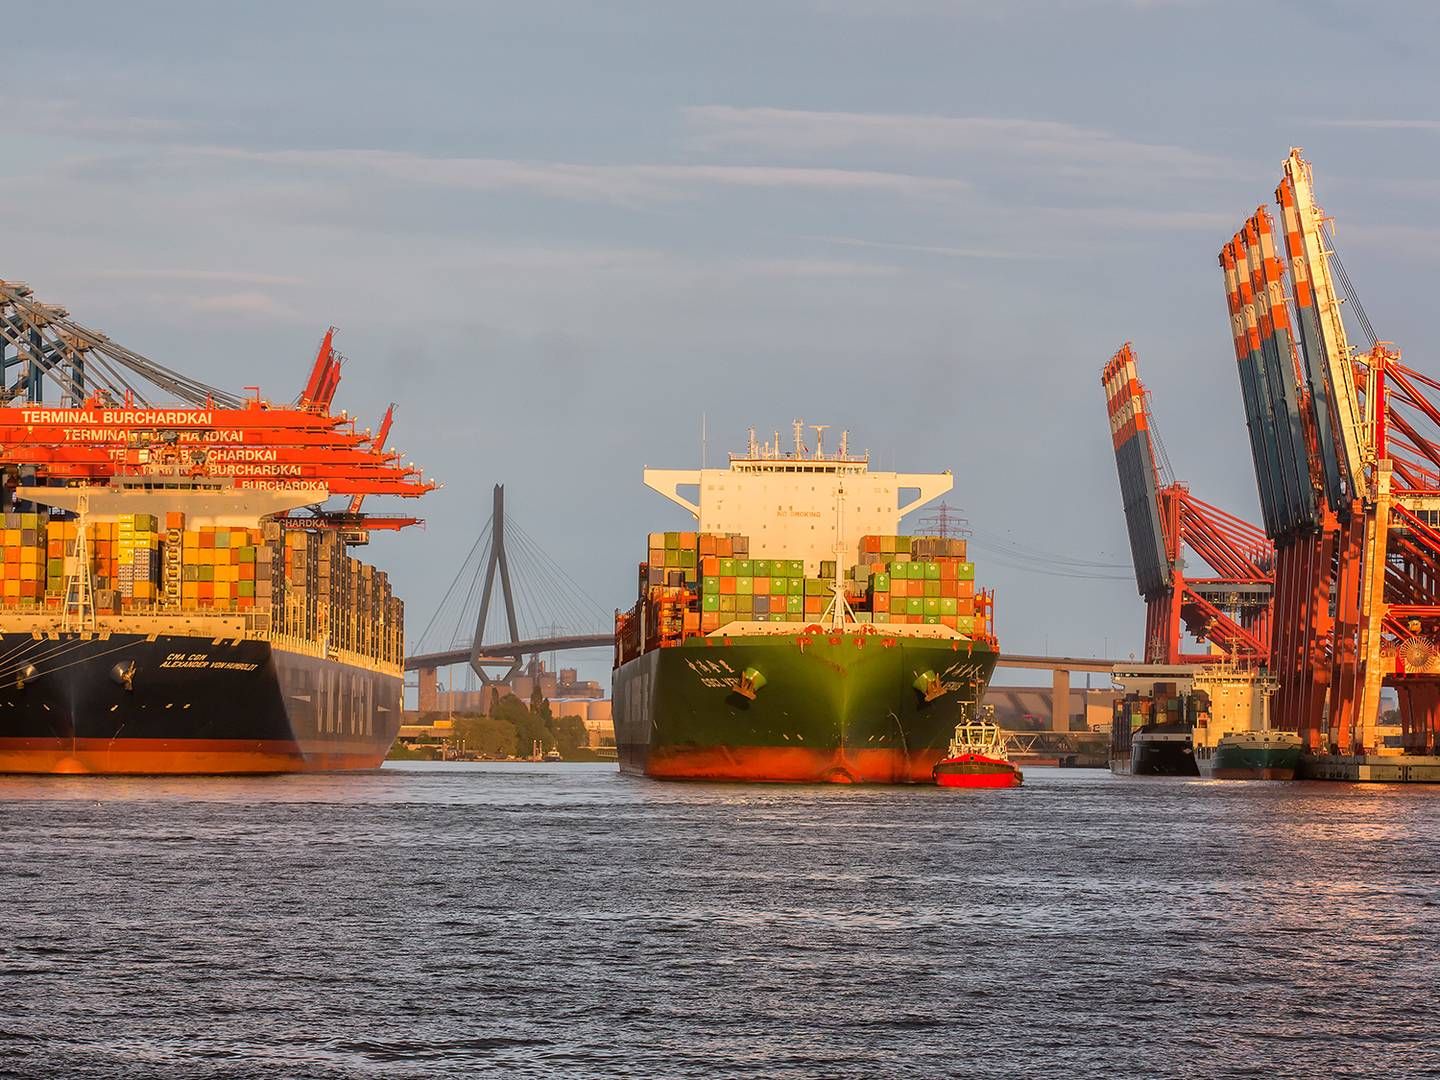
404,486,614,703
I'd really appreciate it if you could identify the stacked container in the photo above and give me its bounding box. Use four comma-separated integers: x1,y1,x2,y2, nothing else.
617,529,995,663
2,510,47,606
179,526,264,610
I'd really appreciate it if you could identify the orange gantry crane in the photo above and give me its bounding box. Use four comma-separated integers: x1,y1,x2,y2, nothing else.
0,279,433,531
1218,149,1440,756
1102,343,1275,664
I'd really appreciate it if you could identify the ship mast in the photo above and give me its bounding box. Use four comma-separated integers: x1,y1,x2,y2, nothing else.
824,478,855,629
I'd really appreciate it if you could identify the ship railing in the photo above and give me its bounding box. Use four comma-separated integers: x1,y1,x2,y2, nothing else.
268,630,402,677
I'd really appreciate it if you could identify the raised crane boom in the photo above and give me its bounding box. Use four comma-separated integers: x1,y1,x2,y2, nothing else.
1102,343,1274,664
1279,148,1370,505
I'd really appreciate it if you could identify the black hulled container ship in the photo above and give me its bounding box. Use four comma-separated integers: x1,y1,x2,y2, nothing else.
0,281,432,773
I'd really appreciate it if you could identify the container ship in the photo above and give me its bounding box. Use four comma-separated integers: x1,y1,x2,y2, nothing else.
0,280,433,774
1109,664,1298,779
612,423,998,784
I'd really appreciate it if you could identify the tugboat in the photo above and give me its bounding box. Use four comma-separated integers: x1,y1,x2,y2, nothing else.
933,706,1022,788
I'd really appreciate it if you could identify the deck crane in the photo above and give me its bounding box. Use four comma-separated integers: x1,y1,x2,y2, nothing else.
1219,149,1440,755
1102,343,1274,664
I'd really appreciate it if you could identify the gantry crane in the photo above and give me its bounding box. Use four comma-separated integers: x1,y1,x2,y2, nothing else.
1219,149,1440,755
0,280,433,531
1102,343,1275,664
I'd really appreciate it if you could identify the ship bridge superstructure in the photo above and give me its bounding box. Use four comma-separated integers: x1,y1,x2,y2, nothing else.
644,421,952,573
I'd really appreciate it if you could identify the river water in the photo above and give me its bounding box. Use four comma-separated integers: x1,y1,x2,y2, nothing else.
1,763,1436,1078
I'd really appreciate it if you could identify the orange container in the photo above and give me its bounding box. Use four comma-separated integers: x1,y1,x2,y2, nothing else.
719,577,736,595
701,555,719,576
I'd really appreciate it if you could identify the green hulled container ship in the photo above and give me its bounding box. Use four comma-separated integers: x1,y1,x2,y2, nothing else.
612,423,999,784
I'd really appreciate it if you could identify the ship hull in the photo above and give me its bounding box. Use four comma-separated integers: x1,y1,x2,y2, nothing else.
612,632,997,784
1130,728,1199,777
1198,735,1302,781
933,754,1022,788
0,632,401,774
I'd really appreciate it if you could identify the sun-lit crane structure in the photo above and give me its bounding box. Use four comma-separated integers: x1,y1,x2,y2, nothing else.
1219,149,1440,757
0,280,433,533
1102,343,1274,665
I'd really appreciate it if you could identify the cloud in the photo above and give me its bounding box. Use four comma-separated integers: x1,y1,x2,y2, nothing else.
684,106,1230,181
187,291,291,317
189,145,971,204
814,235,1065,260
1314,119,1440,131
90,268,305,286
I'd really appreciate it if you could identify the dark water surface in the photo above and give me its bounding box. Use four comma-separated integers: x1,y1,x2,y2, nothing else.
1,763,1437,1078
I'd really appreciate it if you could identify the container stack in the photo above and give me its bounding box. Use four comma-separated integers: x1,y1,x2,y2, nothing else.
2,510,48,607
179,526,264,611
699,554,832,632
854,536,976,630
117,513,162,603
616,529,993,662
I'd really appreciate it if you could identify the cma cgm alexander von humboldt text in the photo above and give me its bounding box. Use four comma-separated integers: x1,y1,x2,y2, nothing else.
0,280,433,774
613,423,999,784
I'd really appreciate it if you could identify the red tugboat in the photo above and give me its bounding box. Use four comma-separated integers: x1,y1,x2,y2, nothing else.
932,706,1022,788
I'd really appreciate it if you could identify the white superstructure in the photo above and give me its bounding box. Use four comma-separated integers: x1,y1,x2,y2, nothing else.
643,422,952,574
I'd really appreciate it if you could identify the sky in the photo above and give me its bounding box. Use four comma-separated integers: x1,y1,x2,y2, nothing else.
5,0,1440,688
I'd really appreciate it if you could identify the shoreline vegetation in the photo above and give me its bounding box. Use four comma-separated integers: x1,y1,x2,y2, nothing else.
388,686,601,762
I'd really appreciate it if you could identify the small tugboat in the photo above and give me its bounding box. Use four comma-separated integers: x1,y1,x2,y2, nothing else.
932,706,1022,788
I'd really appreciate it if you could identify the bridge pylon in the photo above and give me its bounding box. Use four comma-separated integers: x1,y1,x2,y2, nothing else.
470,484,522,686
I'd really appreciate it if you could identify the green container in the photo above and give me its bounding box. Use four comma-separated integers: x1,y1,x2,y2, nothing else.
940,596,957,615
703,576,720,594
680,549,696,569
753,612,768,623
924,614,940,625
199,565,214,582
924,597,941,615
787,595,803,615
769,576,787,596
238,546,256,564
957,616,975,633
719,558,737,577
753,559,772,577
183,566,199,582
906,597,923,615
239,581,255,598
684,568,697,584
958,563,975,581
47,558,64,577
873,611,890,624
719,595,737,612
737,576,754,595
788,577,803,595
702,593,720,611
738,594,754,614
804,578,826,596
665,532,680,549
737,559,754,576
924,580,941,599
871,572,890,592
924,561,941,580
